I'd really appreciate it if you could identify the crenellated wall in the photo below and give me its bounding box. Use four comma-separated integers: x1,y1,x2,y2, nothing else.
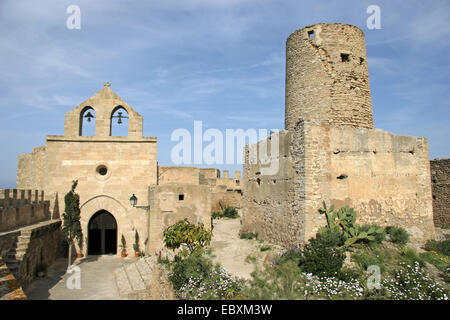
0,189,51,232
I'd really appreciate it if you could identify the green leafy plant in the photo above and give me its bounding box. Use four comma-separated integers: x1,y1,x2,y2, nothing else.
319,202,386,249
163,219,212,254
212,201,239,219
386,226,409,245
359,224,386,245
62,180,82,266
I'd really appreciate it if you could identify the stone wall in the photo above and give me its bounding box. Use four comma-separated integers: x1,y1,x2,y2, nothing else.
285,23,373,131
158,166,242,214
0,221,63,289
431,159,450,228
158,166,201,185
0,257,26,300
241,130,303,246
17,146,46,190
147,184,212,253
242,121,435,248
298,121,434,247
0,189,50,232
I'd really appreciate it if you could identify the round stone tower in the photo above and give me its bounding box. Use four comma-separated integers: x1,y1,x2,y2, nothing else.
285,23,374,131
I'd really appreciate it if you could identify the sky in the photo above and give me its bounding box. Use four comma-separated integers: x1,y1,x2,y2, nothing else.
0,0,449,187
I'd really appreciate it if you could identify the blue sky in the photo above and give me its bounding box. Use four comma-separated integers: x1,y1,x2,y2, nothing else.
0,0,449,187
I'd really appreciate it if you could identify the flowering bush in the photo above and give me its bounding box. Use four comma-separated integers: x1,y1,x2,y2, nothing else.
300,273,365,300
178,265,244,300
380,262,449,300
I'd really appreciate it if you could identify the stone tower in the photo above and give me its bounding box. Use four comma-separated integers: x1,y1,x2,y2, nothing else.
285,23,374,131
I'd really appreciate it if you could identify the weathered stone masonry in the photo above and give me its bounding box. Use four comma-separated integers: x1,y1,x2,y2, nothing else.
431,159,450,229
242,23,435,248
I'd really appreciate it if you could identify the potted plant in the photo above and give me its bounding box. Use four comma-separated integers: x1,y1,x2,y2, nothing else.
120,234,127,257
133,231,140,258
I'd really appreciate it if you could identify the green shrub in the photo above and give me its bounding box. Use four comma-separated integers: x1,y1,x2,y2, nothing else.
276,248,303,266
169,253,213,291
163,219,212,254
245,260,304,300
420,251,449,272
317,227,345,247
424,239,450,256
212,201,239,219
359,224,386,245
240,231,258,240
351,250,386,274
386,226,409,245
260,246,271,252
400,247,425,267
299,235,346,277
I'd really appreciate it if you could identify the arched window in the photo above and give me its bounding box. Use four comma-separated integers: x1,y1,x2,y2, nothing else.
79,106,96,136
110,106,128,136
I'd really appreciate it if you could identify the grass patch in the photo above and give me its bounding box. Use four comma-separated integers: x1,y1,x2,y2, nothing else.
240,231,258,240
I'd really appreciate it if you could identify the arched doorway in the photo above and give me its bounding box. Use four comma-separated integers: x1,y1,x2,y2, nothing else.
88,210,117,255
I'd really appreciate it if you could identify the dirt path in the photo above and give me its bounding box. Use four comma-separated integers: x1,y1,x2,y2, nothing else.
209,218,284,280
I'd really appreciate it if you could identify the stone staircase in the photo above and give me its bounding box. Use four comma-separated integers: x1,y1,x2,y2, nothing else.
4,230,32,279
0,257,26,300
114,256,158,299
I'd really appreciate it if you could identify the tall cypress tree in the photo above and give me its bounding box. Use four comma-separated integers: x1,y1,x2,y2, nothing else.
62,180,82,267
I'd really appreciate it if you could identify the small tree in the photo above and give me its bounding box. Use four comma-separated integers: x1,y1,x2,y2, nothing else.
62,180,83,267
133,230,140,255
163,219,212,255
120,235,127,256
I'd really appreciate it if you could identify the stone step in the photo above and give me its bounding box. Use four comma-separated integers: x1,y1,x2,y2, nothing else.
124,263,146,293
135,259,153,289
0,265,10,278
114,267,134,299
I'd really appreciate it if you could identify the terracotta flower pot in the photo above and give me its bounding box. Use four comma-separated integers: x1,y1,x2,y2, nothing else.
121,253,127,258
135,252,140,258
77,253,83,259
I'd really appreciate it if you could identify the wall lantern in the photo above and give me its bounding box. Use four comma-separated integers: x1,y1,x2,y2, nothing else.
129,194,149,210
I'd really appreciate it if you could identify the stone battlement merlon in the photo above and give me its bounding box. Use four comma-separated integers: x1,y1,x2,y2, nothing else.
0,189,46,208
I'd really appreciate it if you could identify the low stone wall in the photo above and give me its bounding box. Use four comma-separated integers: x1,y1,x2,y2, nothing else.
431,159,450,229
0,189,51,232
0,221,63,289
